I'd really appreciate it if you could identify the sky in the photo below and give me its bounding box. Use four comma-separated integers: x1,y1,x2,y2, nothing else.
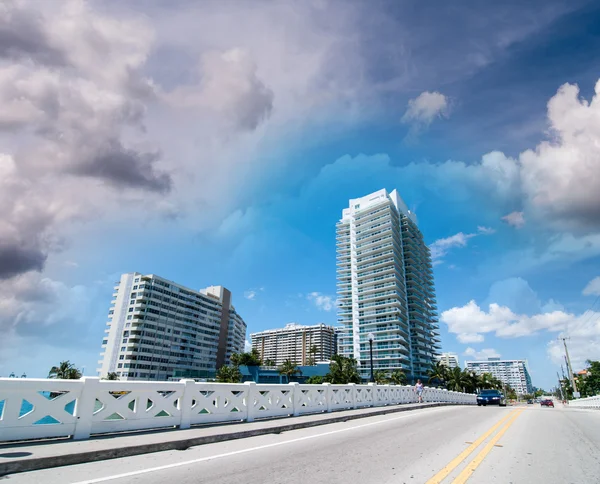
1,0,600,390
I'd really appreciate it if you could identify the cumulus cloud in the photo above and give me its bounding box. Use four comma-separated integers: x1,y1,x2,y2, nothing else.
458,333,485,344
546,313,600,370
430,226,495,265
502,211,525,228
307,292,336,311
464,347,501,360
583,276,600,296
166,48,274,131
401,91,449,131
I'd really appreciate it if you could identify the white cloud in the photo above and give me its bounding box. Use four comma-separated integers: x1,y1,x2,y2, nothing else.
457,333,485,344
464,347,501,360
430,226,495,265
546,313,600,371
402,91,449,127
244,290,257,300
583,276,600,296
244,339,252,352
307,292,335,311
502,211,525,228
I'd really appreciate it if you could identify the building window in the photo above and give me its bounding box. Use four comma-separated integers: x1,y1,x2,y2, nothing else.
127,315,132,320
125,323,131,328
128,308,133,312
121,346,126,351
134,278,140,283
118,363,123,368
119,355,124,360
133,285,138,290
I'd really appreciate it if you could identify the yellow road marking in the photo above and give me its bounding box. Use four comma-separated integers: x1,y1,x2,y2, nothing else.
425,410,518,484
451,409,523,484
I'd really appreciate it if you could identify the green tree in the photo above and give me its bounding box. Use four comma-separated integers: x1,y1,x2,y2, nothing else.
373,370,388,384
278,359,302,382
389,369,407,385
306,345,319,366
103,372,119,381
230,349,262,367
427,361,449,387
263,359,276,367
48,361,82,380
305,375,325,384
446,367,471,392
216,365,242,383
325,355,361,384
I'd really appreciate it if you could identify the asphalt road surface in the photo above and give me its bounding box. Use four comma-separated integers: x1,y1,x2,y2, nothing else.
6,403,600,484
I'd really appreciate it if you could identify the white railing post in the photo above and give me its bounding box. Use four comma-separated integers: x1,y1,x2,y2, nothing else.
368,382,377,406
73,377,100,440
245,381,256,422
289,382,300,416
178,379,196,430
348,383,357,409
323,383,332,412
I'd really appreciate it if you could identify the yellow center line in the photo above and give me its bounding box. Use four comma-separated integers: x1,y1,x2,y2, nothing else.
425,409,518,484
451,409,524,484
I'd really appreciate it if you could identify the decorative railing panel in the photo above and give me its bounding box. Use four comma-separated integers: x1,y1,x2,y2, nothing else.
0,378,476,442
569,395,600,408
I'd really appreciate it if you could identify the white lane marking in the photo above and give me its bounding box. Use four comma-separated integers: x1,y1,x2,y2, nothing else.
71,406,450,483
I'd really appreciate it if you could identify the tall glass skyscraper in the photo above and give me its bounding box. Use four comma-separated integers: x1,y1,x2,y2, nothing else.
336,189,440,381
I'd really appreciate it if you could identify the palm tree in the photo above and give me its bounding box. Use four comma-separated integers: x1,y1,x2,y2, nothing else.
48,361,82,380
427,361,448,387
104,372,119,381
389,369,407,385
216,365,242,383
278,359,302,382
306,345,319,366
325,355,361,384
373,370,388,384
446,367,470,392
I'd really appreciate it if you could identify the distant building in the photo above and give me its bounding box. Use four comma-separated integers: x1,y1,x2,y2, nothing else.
251,323,337,366
466,358,533,395
239,363,331,384
98,272,247,381
436,353,459,369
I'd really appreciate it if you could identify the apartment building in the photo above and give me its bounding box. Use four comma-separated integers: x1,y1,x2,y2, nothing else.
466,358,534,395
251,323,337,366
336,188,440,381
98,272,247,381
436,352,460,369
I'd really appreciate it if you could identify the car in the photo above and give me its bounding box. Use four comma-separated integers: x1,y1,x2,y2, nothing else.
477,389,507,407
540,399,554,407
527,399,534,404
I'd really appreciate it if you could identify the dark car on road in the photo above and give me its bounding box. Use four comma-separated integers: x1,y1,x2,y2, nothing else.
540,399,554,407
476,389,507,407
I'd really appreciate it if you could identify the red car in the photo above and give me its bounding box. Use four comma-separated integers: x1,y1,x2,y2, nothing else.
540,399,554,407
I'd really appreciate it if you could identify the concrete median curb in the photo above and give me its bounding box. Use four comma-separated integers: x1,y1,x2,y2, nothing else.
0,402,454,476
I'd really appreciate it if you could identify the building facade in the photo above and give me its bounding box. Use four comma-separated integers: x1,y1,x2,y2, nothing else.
437,352,459,369
251,323,337,366
98,273,247,381
466,358,534,395
336,189,440,381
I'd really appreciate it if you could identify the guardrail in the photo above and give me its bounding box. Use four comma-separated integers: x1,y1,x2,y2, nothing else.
0,378,475,442
569,395,600,408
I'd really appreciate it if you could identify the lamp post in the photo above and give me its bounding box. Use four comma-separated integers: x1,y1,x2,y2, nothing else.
368,333,375,383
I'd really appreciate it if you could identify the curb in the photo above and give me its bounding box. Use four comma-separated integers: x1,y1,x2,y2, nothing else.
0,402,454,476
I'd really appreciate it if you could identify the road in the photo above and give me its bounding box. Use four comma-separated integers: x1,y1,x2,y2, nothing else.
5,403,600,484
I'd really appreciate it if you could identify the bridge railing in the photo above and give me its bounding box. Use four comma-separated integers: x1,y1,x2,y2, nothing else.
0,378,475,442
569,395,600,408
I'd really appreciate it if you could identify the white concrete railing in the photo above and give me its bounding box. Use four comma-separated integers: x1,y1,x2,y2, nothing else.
0,378,476,442
569,395,600,408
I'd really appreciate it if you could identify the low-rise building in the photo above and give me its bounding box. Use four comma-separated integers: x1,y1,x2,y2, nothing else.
251,323,337,366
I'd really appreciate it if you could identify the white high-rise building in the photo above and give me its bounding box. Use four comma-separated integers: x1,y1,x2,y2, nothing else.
336,189,440,381
98,273,247,381
251,323,337,366
466,358,533,395
437,352,459,369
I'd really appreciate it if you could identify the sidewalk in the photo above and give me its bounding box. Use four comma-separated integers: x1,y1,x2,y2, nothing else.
0,402,450,476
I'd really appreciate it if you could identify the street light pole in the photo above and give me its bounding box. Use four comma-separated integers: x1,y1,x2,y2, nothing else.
562,337,578,397
368,333,375,383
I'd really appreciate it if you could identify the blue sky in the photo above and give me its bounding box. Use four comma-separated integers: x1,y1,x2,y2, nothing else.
1,0,600,390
